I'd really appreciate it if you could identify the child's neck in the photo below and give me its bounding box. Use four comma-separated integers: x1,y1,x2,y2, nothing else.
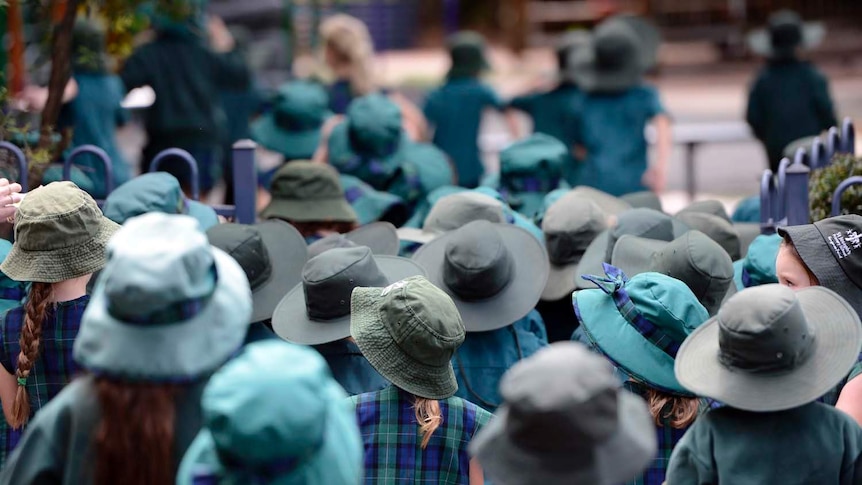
51,274,92,302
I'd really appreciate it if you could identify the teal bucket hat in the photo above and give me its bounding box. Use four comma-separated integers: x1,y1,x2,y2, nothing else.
401,142,455,196
339,174,408,226
733,233,781,291
102,172,218,230
176,340,363,485
74,213,252,380
251,81,331,160
447,31,490,79
327,93,409,187
496,133,568,219
0,240,26,315
575,264,709,395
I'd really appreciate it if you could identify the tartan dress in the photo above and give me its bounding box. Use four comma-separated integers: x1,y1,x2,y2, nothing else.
350,385,492,484
0,295,89,464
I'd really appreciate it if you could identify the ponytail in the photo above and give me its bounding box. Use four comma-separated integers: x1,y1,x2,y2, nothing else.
10,282,53,429
413,396,443,449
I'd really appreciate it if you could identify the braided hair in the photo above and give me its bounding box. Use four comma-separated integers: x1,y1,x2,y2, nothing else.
10,282,53,429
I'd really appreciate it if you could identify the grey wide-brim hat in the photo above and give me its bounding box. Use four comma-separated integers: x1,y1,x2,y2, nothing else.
569,186,632,216
307,223,400,259
747,11,824,58
675,285,861,412
413,223,550,332
272,255,425,345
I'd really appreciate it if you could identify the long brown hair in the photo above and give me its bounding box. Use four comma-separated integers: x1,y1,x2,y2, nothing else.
10,282,53,429
644,388,701,429
413,397,443,449
94,378,180,485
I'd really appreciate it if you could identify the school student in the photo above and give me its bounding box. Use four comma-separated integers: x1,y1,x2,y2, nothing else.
272,246,425,395
350,276,492,484
413,220,550,412
575,264,710,485
424,31,516,188
746,10,836,172
470,342,656,485
176,340,363,485
668,285,862,484
0,182,119,463
101,172,219,230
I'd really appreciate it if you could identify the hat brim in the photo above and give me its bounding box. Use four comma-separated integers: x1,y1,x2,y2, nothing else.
576,287,689,394
675,286,862,411
1,216,120,283
620,191,663,212
470,391,656,485
186,200,219,230
345,222,400,256
541,262,579,302
575,230,610,289
250,114,322,161
73,248,251,380
351,286,458,400
413,224,550,332
260,197,358,223
395,227,438,245
569,187,632,216
610,235,669,278
272,256,425,345
747,22,825,57
734,223,761,259
249,220,309,323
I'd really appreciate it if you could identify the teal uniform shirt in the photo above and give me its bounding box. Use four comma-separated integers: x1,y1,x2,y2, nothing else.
573,85,665,197
667,402,862,484
746,59,836,172
509,83,583,185
452,310,548,413
424,78,504,188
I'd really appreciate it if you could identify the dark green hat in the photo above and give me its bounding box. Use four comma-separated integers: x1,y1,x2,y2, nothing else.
251,81,331,160
102,172,218,230
732,233,781,291
447,31,490,79
747,10,824,59
260,161,358,223
497,134,568,219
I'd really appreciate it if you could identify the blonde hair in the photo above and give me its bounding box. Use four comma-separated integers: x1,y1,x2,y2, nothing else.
645,387,701,429
320,14,376,96
11,282,53,429
413,397,443,449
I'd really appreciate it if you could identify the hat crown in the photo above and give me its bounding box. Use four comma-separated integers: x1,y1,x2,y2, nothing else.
717,285,815,373
377,276,465,367
447,31,487,71
15,182,105,251
651,231,733,312
675,211,741,260
273,82,329,130
303,247,388,321
500,134,568,176
270,161,344,202
768,10,804,48
743,234,782,285
593,21,640,70
543,197,606,265
812,215,862,291
206,224,272,291
423,192,506,233
442,220,513,301
626,272,709,343
103,172,184,224
346,94,403,158
607,208,674,261
306,234,358,259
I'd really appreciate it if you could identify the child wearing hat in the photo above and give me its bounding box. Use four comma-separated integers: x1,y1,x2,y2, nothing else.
177,340,363,485
746,10,836,172
101,172,220,229
413,220,550,412
272,246,425,395
568,16,670,196
575,264,710,485
471,342,657,485
424,31,517,188
350,275,492,483
0,182,119,462
0,212,252,483
668,284,862,483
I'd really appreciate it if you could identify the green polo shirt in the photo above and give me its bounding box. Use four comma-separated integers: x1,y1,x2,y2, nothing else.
667,402,862,484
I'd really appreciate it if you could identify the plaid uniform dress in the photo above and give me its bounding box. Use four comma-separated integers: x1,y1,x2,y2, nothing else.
0,295,89,463
351,385,492,484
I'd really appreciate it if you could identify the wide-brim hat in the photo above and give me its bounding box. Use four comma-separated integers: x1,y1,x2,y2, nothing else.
675,286,861,411
340,175,409,226
413,223,549,332
250,115,322,161
308,222,401,259
543,262,580,302
326,120,409,182
747,10,824,59
272,255,425,345
569,186,632,216
471,390,655,485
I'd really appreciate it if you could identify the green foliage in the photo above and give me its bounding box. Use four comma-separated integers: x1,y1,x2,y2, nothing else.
809,154,862,222
0,88,55,184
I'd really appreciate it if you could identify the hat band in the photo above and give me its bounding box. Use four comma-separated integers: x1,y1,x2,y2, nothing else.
718,326,816,374
344,186,363,204
108,268,217,325
741,267,753,288
582,263,683,358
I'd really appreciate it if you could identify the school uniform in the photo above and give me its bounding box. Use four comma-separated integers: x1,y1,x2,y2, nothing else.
315,339,389,396
328,79,354,115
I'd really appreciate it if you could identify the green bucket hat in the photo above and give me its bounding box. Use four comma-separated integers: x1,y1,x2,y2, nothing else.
102,172,218,230
2,182,120,283
273,246,425,345
497,133,568,219
0,240,27,314
206,221,308,324
674,211,741,261
470,343,656,485
251,81,331,160
327,94,408,186
576,264,709,395
339,174,408,226
732,233,781,291
675,284,860,411
446,31,490,79
747,10,824,60
612,231,735,316
74,213,252,380
307,222,401,258
351,275,466,400
260,161,357,223
576,208,688,290
176,340,363,485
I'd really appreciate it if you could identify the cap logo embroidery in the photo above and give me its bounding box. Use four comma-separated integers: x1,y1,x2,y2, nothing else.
828,230,861,260
381,280,408,296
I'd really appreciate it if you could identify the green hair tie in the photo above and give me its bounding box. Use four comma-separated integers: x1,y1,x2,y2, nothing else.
16,377,27,387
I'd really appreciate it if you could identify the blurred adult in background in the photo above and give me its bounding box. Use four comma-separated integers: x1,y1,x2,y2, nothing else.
121,2,250,197
746,10,836,173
